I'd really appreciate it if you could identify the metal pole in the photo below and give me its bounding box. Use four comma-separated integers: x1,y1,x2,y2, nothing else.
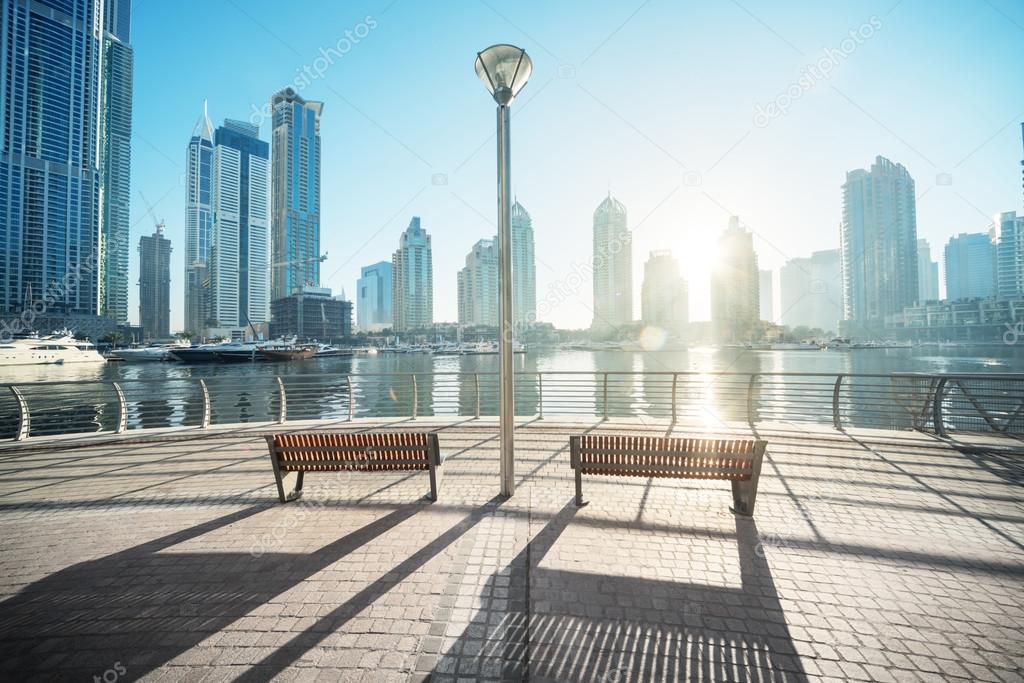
497,104,515,497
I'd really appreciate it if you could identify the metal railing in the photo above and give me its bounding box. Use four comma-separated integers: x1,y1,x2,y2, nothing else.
1,371,1022,441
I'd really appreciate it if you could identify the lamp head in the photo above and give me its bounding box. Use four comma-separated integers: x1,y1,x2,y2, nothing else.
475,44,532,106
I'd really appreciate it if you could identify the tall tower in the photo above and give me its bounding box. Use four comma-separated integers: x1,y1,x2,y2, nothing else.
592,194,632,331
458,238,499,327
641,251,688,335
711,216,760,342
916,238,940,302
840,156,918,335
392,217,433,332
99,0,134,325
270,88,323,302
1,0,104,334
994,212,1024,300
184,102,214,334
510,200,537,325
139,225,172,339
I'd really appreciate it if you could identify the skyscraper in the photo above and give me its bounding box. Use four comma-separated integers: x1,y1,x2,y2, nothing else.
208,119,270,335
994,211,1024,300
99,0,133,325
270,89,323,302
840,156,918,334
592,194,632,331
779,249,843,334
457,238,499,327
916,238,940,302
944,233,995,301
139,225,171,339
640,251,688,335
184,102,214,334
1,0,106,337
711,216,760,342
758,269,774,322
392,217,433,332
511,200,537,325
356,261,393,331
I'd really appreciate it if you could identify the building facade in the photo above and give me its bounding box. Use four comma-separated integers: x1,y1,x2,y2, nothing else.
392,217,433,332
893,297,1024,342
1,0,113,339
270,89,322,302
758,269,774,322
779,249,843,334
995,211,1024,300
840,156,918,335
270,286,351,340
640,251,688,335
944,232,995,301
916,238,940,303
511,200,537,325
457,238,499,327
711,216,760,342
184,102,214,334
208,119,270,336
356,261,393,331
138,225,171,339
592,194,632,331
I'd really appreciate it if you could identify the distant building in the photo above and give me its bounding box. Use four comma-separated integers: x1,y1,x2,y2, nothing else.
511,201,537,325
356,261,393,331
841,156,918,335
184,102,215,334
270,286,351,339
458,239,498,327
711,216,759,342
641,251,688,335
779,249,843,334
270,89,323,302
944,233,995,301
893,297,1024,342
592,194,632,331
995,211,1024,300
758,270,774,322
916,239,940,302
208,119,270,337
138,225,172,339
392,217,433,332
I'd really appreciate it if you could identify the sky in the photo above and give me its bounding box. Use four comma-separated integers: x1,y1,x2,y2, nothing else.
128,0,1024,331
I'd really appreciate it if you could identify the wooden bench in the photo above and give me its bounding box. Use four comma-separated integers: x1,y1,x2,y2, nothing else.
569,435,767,515
265,432,442,503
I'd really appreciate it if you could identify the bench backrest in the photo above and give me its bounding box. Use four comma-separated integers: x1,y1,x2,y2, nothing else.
571,435,766,480
267,432,439,472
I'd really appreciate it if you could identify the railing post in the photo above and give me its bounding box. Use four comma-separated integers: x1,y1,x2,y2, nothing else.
276,376,287,424
537,373,544,420
602,373,609,420
199,379,211,428
832,374,844,430
9,386,29,441
746,374,757,427
347,375,354,421
933,377,948,437
474,373,481,419
670,373,678,424
112,382,127,434
411,374,418,420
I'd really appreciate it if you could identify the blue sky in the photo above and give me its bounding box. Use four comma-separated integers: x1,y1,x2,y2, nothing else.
129,0,1024,331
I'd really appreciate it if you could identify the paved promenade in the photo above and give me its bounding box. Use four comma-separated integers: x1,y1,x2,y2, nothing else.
0,417,1021,682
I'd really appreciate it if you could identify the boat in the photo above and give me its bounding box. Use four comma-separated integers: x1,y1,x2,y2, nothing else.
0,332,106,367
260,345,317,361
170,341,260,363
312,344,350,358
110,340,189,362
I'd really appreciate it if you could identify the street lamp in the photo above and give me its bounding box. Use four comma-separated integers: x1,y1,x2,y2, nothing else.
475,44,532,497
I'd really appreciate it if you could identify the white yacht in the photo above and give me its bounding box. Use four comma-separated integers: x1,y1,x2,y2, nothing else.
0,333,107,366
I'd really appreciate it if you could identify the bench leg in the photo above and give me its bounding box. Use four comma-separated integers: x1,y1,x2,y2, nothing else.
428,464,438,502
730,479,757,516
574,467,586,507
274,469,304,503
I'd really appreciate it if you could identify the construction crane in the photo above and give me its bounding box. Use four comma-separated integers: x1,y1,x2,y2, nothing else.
138,190,166,235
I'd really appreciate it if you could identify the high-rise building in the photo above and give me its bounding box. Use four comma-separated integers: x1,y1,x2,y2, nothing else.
995,211,1024,300
207,119,270,336
711,216,760,342
270,286,351,339
944,233,995,301
392,217,433,332
779,249,843,334
916,239,940,302
592,194,632,331
758,269,774,322
840,156,918,334
511,200,537,325
356,261,393,331
184,102,215,334
99,0,133,325
1,0,112,339
270,89,323,302
139,225,172,339
640,251,688,335
457,239,499,327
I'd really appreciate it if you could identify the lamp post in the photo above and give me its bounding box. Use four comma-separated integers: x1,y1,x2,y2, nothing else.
475,44,532,497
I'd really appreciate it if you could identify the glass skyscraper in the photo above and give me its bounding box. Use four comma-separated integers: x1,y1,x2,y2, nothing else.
392,217,433,332
944,232,996,301
270,88,322,302
591,194,632,331
356,261,392,332
1,0,105,334
510,200,537,326
184,102,214,334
